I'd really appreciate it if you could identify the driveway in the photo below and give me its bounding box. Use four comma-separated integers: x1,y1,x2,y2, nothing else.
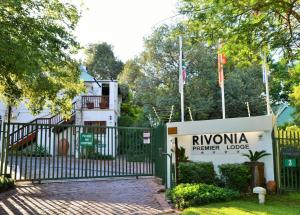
0,178,173,215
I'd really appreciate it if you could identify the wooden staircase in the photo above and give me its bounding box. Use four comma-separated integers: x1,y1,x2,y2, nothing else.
9,102,76,150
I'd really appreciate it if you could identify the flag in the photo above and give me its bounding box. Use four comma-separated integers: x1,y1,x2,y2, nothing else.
218,41,227,119
262,64,267,83
261,55,268,83
218,44,226,87
179,37,186,93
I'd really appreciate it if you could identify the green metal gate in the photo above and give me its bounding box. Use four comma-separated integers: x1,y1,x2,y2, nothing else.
273,129,300,191
0,122,167,183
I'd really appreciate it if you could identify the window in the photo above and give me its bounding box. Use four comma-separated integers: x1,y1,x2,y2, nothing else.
84,121,106,134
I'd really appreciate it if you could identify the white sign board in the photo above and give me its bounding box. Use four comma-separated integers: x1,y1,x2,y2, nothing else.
165,115,275,189
143,132,150,144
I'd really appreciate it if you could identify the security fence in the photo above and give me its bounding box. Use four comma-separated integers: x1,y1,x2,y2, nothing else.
274,129,300,191
0,122,167,185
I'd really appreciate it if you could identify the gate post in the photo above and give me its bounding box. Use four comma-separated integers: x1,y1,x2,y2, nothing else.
273,129,281,193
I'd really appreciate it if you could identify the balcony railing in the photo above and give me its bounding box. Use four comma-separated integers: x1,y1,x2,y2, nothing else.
81,96,109,109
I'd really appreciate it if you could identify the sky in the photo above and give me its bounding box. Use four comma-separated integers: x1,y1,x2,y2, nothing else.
75,0,179,62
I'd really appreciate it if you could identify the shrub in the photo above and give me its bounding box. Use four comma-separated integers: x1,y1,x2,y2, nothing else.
80,147,114,160
127,144,150,162
178,162,216,185
219,163,250,192
0,176,14,192
177,147,189,162
10,144,51,157
168,183,240,209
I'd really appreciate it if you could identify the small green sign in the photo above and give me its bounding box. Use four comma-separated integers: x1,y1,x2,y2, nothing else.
284,159,297,167
97,144,106,148
80,133,93,146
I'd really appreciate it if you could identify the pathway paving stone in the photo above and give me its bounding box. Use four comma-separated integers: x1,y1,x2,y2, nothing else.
0,178,175,215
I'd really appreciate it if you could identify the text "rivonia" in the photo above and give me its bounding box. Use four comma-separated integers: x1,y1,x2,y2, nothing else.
193,133,248,145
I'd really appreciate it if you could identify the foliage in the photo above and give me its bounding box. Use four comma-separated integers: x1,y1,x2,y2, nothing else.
269,61,295,103
182,192,300,215
118,24,266,124
85,42,123,80
168,183,240,209
80,145,114,160
10,144,51,157
32,145,51,157
242,150,271,162
225,66,266,118
269,61,300,124
290,64,300,124
219,163,250,192
118,59,143,91
126,142,150,162
178,0,300,124
178,162,216,185
117,84,148,127
0,176,14,192
179,0,300,63
177,146,189,162
0,0,84,117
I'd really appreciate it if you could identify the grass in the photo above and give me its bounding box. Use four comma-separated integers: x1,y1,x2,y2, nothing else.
182,192,300,215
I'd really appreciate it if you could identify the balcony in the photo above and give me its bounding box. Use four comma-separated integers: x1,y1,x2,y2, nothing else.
82,96,109,109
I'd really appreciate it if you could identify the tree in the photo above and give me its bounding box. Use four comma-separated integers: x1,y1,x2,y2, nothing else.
225,66,266,118
118,58,143,91
288,63,300,124
0,0,84,117
118,24,266,124
85,42,123,80
179,0,300,123
179,0,300,63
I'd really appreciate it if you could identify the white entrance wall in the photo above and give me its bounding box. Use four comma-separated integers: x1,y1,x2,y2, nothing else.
166,115,275,188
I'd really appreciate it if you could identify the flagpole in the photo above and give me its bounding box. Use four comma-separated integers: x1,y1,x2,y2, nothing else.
218,41,226,119
221,77,225,119
262,52,271,115
179,36,184,122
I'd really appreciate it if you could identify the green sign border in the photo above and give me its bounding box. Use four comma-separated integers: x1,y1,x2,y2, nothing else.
80,133,94,147
284,159,297,168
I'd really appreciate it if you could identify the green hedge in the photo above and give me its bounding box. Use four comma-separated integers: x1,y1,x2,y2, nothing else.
0,176,14,192
167,183,240,209
178,162,216,185
219,163,250,192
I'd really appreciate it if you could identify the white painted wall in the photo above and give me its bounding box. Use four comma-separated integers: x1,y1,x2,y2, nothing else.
166,115,275,188
82,110,117,127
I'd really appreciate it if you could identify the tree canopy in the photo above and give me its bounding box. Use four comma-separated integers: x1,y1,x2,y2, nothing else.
0,0,84,116
118,25,266,124
85,42,124,80
177,0,300,125
179,0,300,63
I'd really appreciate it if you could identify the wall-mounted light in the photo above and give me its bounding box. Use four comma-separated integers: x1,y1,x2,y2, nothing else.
109,115,112,120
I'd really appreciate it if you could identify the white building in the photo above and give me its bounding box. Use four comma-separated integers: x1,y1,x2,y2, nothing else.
0,66,122,157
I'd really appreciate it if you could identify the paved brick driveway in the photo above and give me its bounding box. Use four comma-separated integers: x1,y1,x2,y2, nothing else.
0,178,173,215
